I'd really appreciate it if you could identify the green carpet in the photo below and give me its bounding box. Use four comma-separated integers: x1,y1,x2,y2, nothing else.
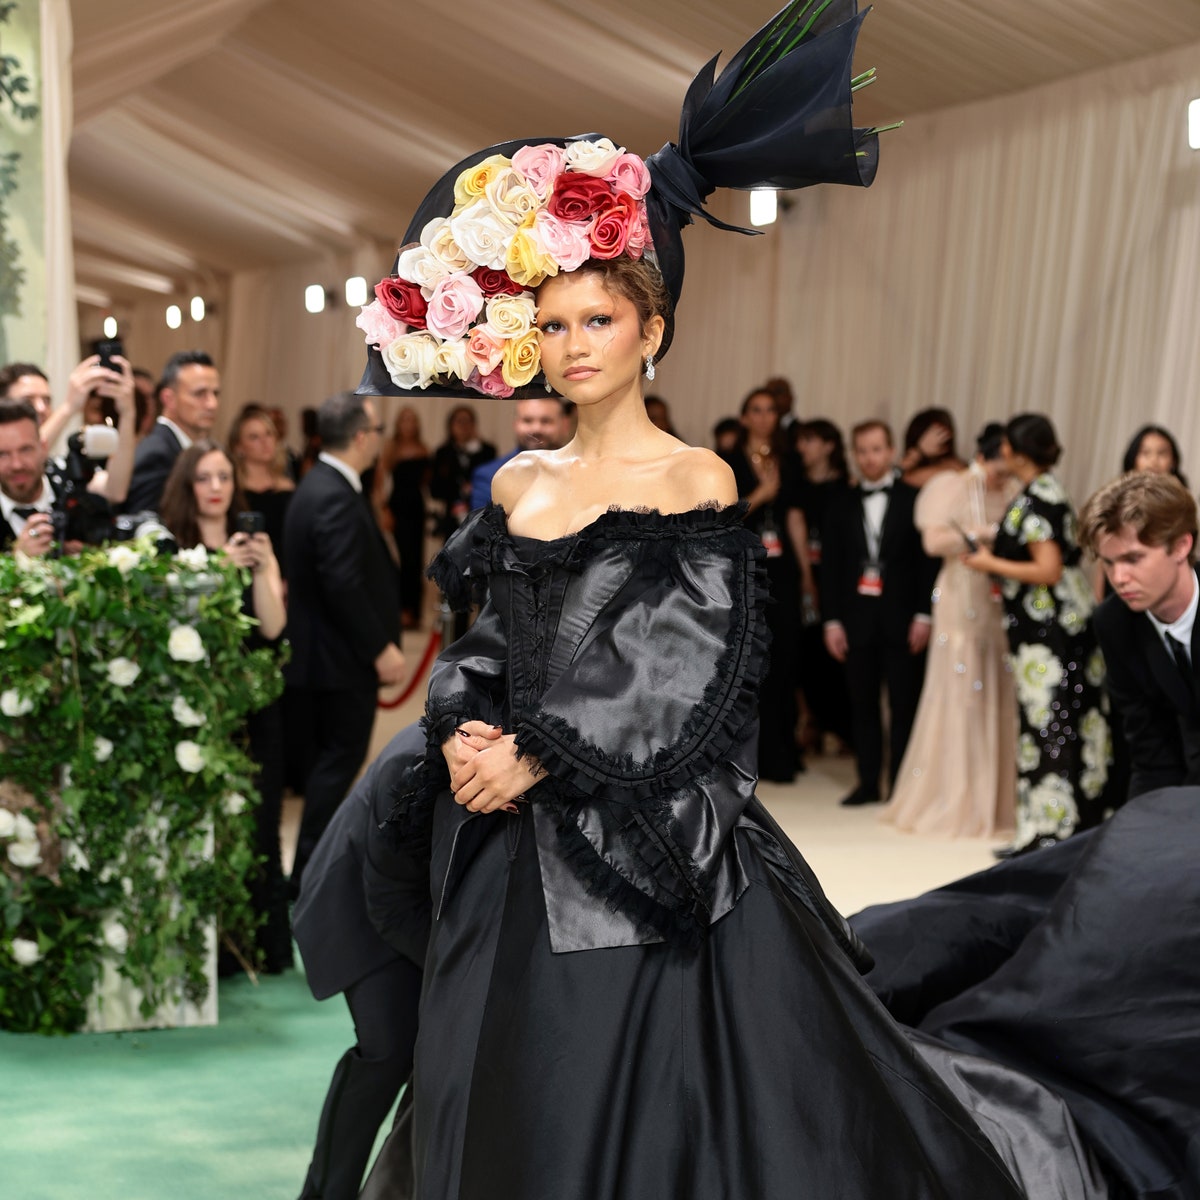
0,965,380,1199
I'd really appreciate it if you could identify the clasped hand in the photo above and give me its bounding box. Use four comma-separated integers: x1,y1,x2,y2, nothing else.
444,720,542,814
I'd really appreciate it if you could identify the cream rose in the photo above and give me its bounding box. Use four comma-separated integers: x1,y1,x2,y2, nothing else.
484,168,542,227
501,329,542,389
223,791,248,816
172,695,207,728
168,625,205,663
382,332,440,391
106,545,141,576
105,658,141,688
10,938,40,966
484,294,537,339
13,812,36,842
420,218,473,273
425,274,486,340
7,839,43,869
0,809,15,838
0,689,34,718
564,136,624,177
63,840,90,873
450,201,515,272
93,736,114,763
175,741,206,774
432,337,472,383
396,243,450,296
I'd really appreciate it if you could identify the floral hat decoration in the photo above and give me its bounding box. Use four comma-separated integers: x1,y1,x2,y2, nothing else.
357,0,890,400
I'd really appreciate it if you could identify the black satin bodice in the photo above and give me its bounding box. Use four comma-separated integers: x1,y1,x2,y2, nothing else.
419,503,865,962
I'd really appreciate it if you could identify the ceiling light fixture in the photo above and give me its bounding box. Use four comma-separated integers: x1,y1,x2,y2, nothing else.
102,316,118,338
305,284,326,314
165,304,183,330
345,276,369,307
750,189,777,227
190,296,206,322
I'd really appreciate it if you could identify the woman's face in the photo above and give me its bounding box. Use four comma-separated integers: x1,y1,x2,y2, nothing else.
235,417,277,466
193,450,235,519
977,454,1010,490
449,409,476,444
535,271,659,407
396,407,420,441
1134,432,1176,476
798,433,831,471
741,392,778,443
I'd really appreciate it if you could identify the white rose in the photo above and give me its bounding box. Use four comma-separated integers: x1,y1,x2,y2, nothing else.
432,337,471,383
93,736,114,763
0,809,15,838
484,294,537,338
172,695,207,728
222,791,248,816
121,875,134,896
105,657,141,688
450,200,514,272
7,839,43,869
483,168,542,227
101,916,129,956
62,840,90,873
381,332,440,391
1,688,34,717
10,937,40,966
564,136,624,176
419,217,473,273
175,545,209,570
167,625,205,663
13,813,36,842
396,243,450,295
175,740,206,774
106,545,142,576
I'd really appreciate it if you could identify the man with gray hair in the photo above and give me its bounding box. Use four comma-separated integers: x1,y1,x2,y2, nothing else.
284,391,404,888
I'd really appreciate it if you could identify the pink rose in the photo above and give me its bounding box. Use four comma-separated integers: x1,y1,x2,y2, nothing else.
356,300,407,348
532,211,593,271
625,201,652,259
470,367,515,399
465,325,506,375
375,277,428,329
424,274,485,340
605,153,652,200
512,143,566,198
588,192,637,260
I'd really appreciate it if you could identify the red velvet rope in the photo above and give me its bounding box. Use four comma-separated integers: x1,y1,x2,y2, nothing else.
377,627,443,710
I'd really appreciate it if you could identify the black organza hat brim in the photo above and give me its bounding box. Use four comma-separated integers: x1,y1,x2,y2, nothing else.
358,0,879,400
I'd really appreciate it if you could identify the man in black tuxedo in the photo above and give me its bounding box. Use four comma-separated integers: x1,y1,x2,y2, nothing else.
1082,471,1200,798
822,420,938,806
284,391,405,886
125,350,220,512
294,721,429,1200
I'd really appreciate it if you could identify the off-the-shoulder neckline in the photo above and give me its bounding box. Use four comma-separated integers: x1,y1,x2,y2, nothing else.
481,500,745,546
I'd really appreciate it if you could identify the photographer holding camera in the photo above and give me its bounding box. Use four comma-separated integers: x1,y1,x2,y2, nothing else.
0,356,136,555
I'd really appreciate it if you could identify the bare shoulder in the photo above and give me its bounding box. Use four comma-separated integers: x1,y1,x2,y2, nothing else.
662,446,738,510
491,451,543,512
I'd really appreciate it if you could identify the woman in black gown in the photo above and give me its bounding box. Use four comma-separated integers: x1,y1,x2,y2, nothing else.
352,5,1025,1197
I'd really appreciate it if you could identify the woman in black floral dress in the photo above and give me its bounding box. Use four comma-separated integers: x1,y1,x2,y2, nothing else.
963,414,1111,853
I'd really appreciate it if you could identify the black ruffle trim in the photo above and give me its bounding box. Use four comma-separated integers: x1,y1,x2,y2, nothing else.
513,530,771,805
380,750,439,858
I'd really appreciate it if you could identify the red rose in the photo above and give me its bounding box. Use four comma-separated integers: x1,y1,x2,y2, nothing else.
471,266,525,297
588,192,637,260
375,277,428,330
548,174,616,223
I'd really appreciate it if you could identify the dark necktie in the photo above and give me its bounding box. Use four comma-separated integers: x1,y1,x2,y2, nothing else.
13,506,39,521
1166,634,1194,695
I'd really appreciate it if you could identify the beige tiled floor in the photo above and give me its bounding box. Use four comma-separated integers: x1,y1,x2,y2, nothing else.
282,624,1002,918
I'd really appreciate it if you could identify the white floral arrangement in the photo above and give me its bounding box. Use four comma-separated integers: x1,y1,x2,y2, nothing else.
356,138,654,396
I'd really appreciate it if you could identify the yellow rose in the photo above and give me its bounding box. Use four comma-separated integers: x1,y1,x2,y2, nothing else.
501,328,541,388
506,217,558,288
453,154,512,212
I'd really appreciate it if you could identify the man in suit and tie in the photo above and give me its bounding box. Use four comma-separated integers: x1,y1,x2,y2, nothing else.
822,419,938,806
125,350,220,512
1082,471,1200,798
284,391,405,887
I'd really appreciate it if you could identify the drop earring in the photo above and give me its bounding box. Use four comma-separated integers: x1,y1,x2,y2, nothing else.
644,355,656,382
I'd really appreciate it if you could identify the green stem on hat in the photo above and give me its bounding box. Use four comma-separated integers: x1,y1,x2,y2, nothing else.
851,74,877,93
850,69,876,87
732,0,823,100
775,0,838,62
866,121,904,135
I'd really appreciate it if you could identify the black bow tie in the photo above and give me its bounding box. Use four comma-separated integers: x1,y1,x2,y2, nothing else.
13,505,41,520
861,482,892,495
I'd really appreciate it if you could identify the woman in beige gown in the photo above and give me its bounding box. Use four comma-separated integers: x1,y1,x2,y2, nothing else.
884,425,1016,837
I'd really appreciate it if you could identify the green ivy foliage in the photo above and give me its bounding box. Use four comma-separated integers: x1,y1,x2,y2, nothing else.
0,541,286,1034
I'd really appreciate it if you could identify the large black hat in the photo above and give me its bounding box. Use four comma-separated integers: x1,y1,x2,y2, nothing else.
357,0,881,400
